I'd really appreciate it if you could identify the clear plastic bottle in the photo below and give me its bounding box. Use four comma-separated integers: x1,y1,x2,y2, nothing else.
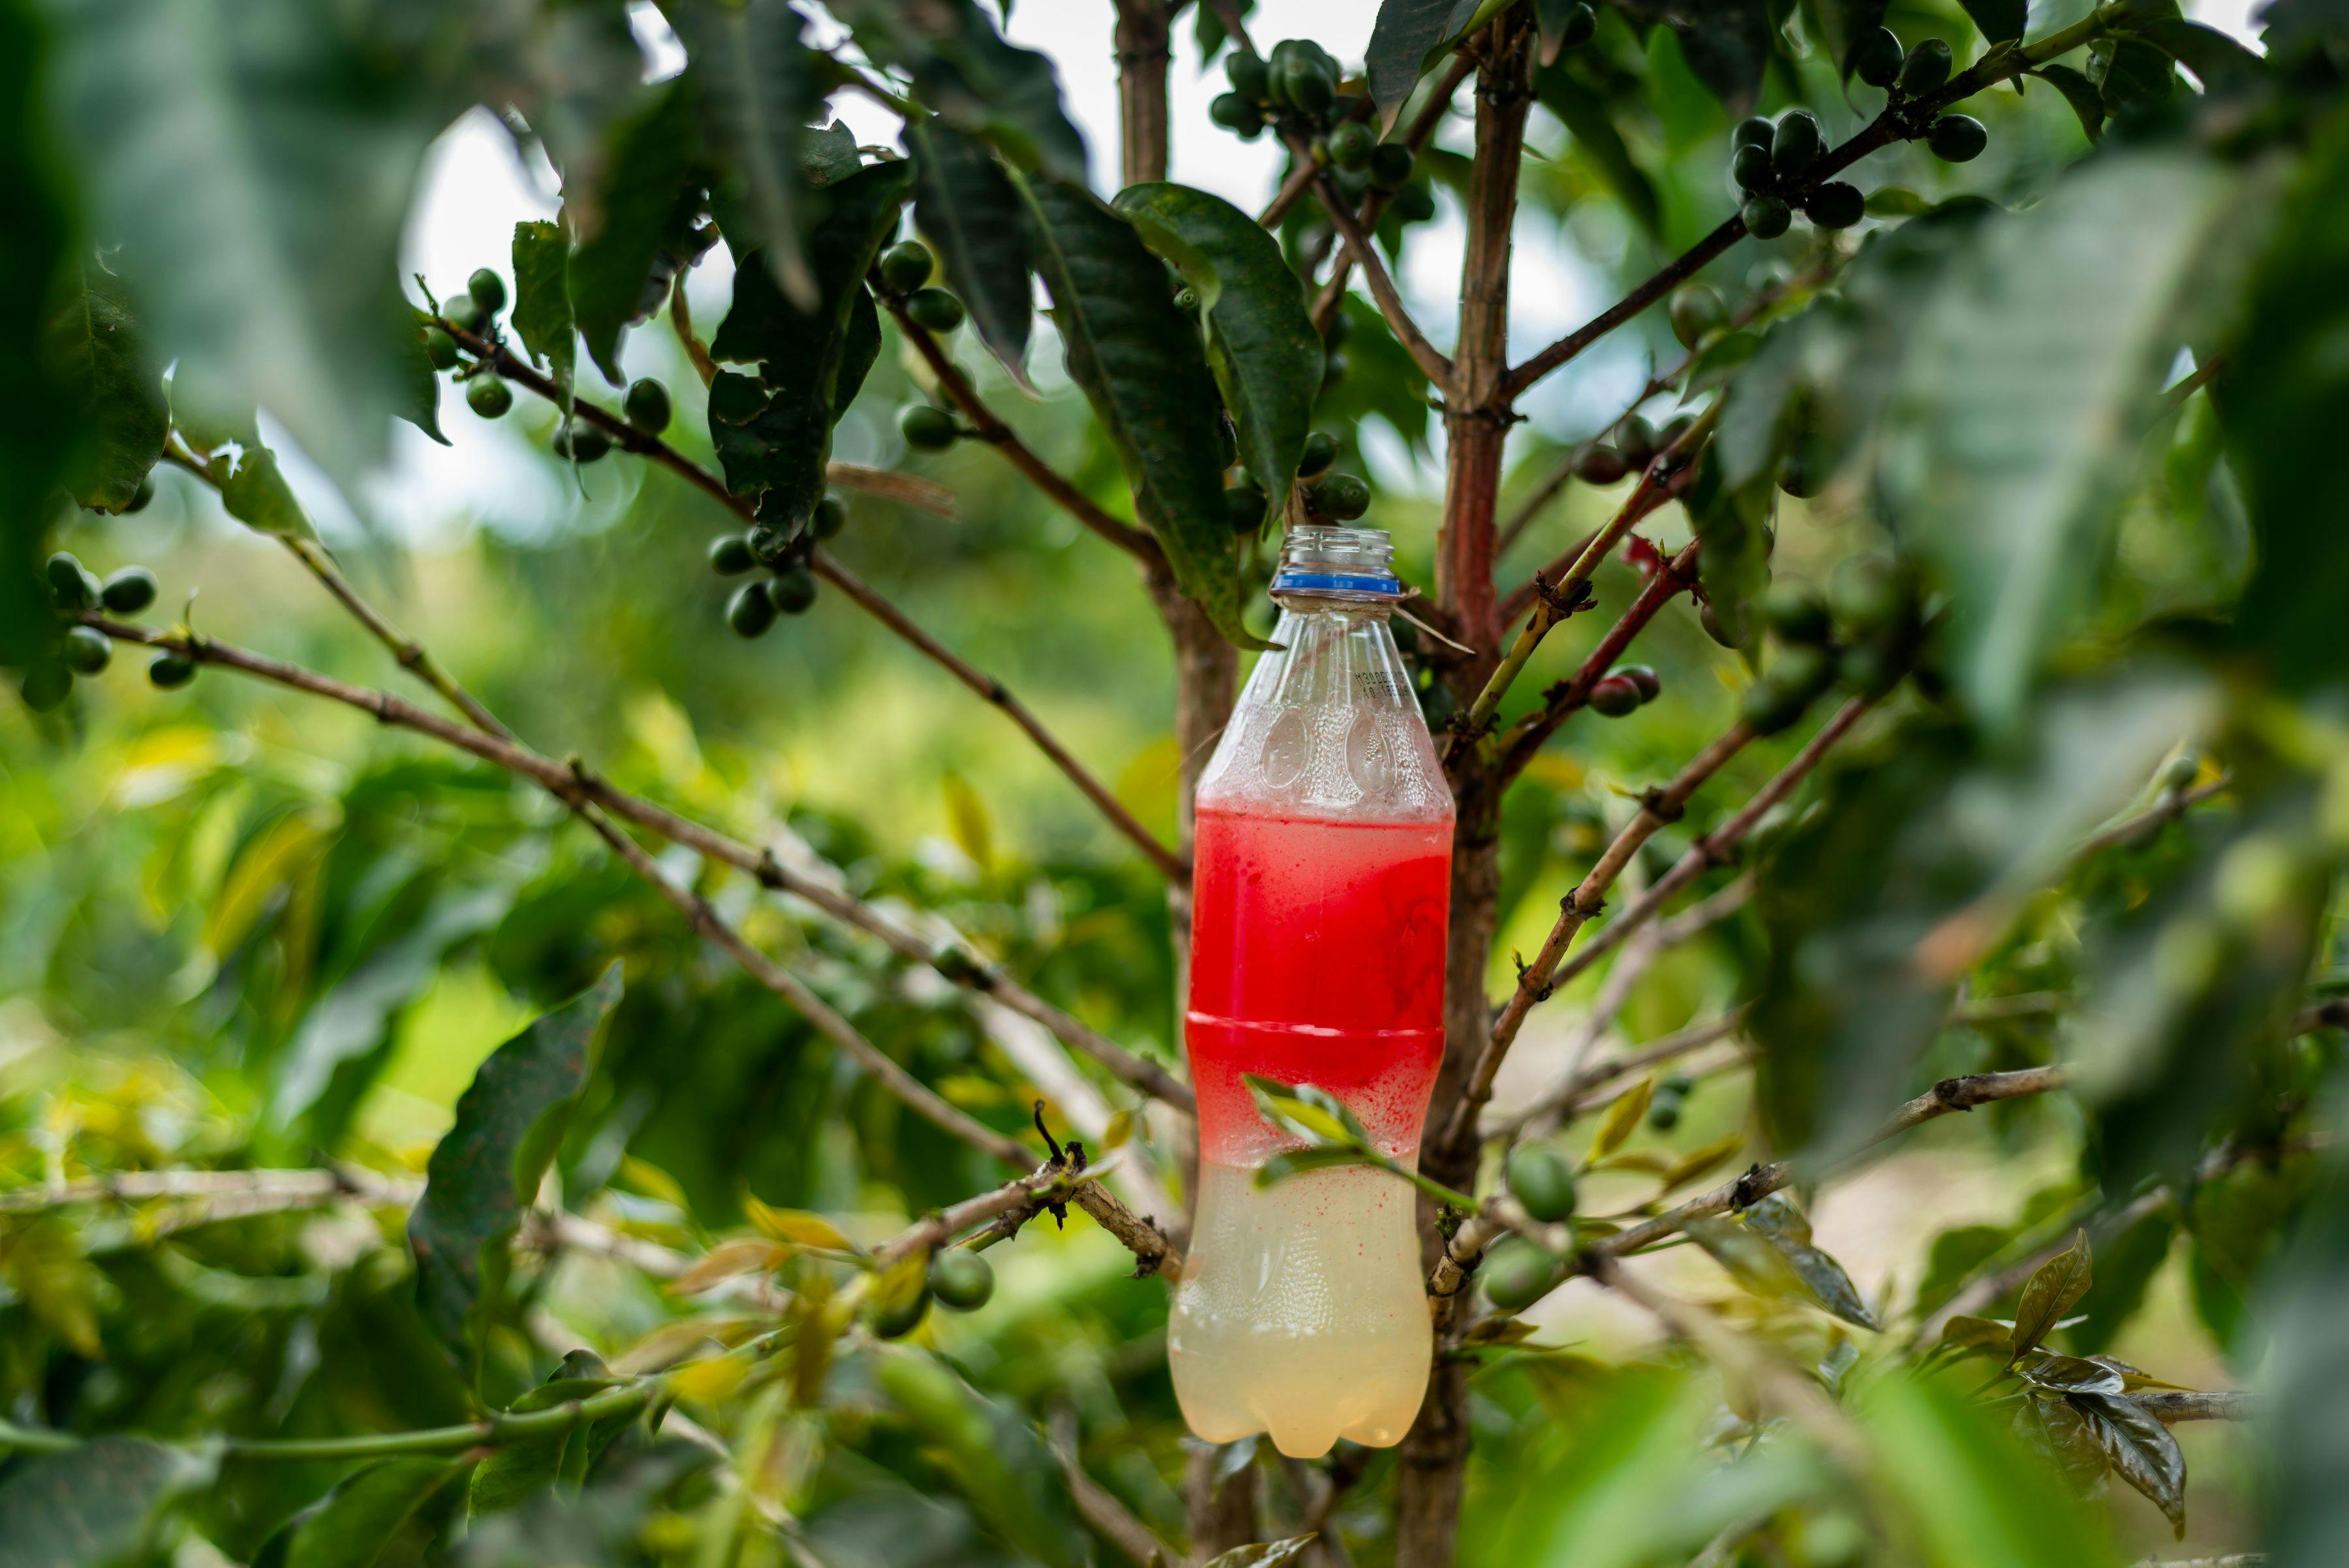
1169,523,1454,1459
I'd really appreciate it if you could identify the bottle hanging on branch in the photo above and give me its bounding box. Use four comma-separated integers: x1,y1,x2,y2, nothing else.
1170,523,1454,1459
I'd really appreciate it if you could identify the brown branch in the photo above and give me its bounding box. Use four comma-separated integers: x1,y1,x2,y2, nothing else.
2072,776,2231,857
1492,540,1700,784
439,319,1183,882
1502,8,2126,399
1440,721,1756,1152
669,277,718,388
1051,1411,1191,1567
882,293,1160,564
79,613,1193,1114
1309,52,1477,333
1490,1008,1748,1143
1309,173,1452,385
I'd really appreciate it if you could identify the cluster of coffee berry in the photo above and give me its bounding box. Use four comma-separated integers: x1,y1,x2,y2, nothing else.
1728,559,1923,734
866,1247,996,1339
1847,29,1990,161
1222,430,1369,534
1566,409,1702,489
1212,45,1439,229
19,553,178,709
423,268,675,462
707,494,846,639
871,240,979,452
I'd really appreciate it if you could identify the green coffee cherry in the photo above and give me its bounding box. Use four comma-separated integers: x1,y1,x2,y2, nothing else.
1327,122,1374,171
1575,446,1629,485
1669,284,1727,349
879,240,935,294
1481,1237,1563,1312
1648,1092,1683,1131
1223,481,1269,530
148,652,196,690
125,475,156,514
1321,348,1352,388
1829,557,1911,637
444,292,487,335
768,567,818,615
1733,115,1775,151
1742,643,1834,734
101,566,158,614
18,662,71,711
1552,2,1597,50
899,403,959,451
1308,473,1370,520
1731,142,1775,193
63,626,112,675
1210,91,1260,132
906,288,966,333
552,421,609,462
1779,450,1821,499
868,1280,930,1340
1897,38,1953,95
726,580,777,639
1393,185,1437,224
1225,50,1271,100
46,553,91,611
1507,1144,1578,1223
1742,194,1793,239
423,328,459,371
1617,414,1658,470
1589,675,1642,717
1368,142,1415,191
2159,753,2201,792
624,377,672,433
1616,664,1662,703
1298,431,1340,478
1837,641,1905,697
467,268,507,315
1804,182,1865,230
710,534,758,575
1772,111,1824,180
1852,27,1904,87
1277,46,1337,117
1700,600,1740,649
929,1249,995,1311
466,376,513,418
1757,581,1831,644
1661,1073,1696,1097
1928,115,1988,162
812,495,848,541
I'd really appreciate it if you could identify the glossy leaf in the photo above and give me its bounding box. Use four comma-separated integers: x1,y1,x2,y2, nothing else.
42,256,166,512
2034,64,2105,142
906,115,1034,382
1956,0,2025,44
2071,1391,2187,1536
2009,1231,2092,1362
668,0,820,309
2016,1352,2125,1395
1880,147,2237,735
256,1456,472,1568
827,0,1086,181
1205,1539,1315,1568
510,221,576,402
1743,1193,1881,1330
1367,0,1481,124
408,965,622,1373
1021,177,1255,646
570,84,705,386
1862,1374,2115,1568
1936,1314,2018,1359
0,1436,219,1568
1114,182,1321,519
1811,0,1890,75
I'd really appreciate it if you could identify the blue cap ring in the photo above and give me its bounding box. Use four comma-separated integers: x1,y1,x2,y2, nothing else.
1271,568,1405,599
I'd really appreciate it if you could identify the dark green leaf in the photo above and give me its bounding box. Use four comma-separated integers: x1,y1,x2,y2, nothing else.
399,311,449,446
1637,0,1772,112
1811,0,1890,75
408,965,622,1373
1313,293,1436,452
2089,37,2179,112
1533,67,1662,237
873,1347,1089,1568
2016,1352,2125,1394
1743,1193,1881,1330
2267,1143,2349,1568
2135,17,2265,89
1880,147,2237,734
215,445,318,542
2009,1232,2091,1361
510,221,577,402
801,120,861,185
0,0,72,668
1366,0,1481,124
0,1437,219,1568
827,0,1087,181
453,1443,714,1568
669,0,820,310
570,84,706,386
2066,1208,2175,1353
1956,0,2025,43
1935,1314,2018,1359
256,1457,472,1568
1917,1224,2013,1316
42,256,166,511
2033,63,2106,142
2070,1391,2187,1536
2019,1394,2110,1492
1114,182,1321,518
1864,1374,2111,1568
906,116,1034,382
467,1356,635,1519
1204,1540,1316,1568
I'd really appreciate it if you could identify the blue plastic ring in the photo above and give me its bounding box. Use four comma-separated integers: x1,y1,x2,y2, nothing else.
1271,570,1405,598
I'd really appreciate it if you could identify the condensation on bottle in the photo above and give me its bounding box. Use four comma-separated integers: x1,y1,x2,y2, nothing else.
1170,523,1454,1460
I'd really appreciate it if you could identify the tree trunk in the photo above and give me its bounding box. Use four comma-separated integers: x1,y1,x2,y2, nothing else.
1399,20,1534,1568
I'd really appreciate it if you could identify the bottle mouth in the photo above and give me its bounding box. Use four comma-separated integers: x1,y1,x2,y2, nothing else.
1270,524,1404,602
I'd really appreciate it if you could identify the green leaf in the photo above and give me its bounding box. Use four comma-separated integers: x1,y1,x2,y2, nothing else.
467,1355,635,1519
1020,177,1257,648
2008,1231,2091,1361
1935,1314,2019,1359
2267,1145,2349,1568
827,0,1087,181
2066,1208,2175,1354
1204,1540,1316,1568
709,161,912,526
408,965,622,1374
2088,37,2179,112
1862,1374,2114,1568
1743,1193,1881,1330
1879,147,2237,735
399,311,449,446
873,1347,1090,1568
41,0,440,483
2070,1391,2187,1536
1642,0,1773,112
1588,1075,1654,1161
1114,182,1321,514
1533,67,1663,238
0,0,72,669
1956,0,2026,43
215,445,318,542
570,84,706,386
2033,63,2106,141
2134,17,2265,90
2016,1352,2125,1394
907,115,1034,383
1367,0,1481,124
668,0,820,311
510,221,576,404
1810,0,1890,75
0,1436,219,1568
41,256,166,511
1256,1146,1377,1186
256,1457,471,1568
1686,442,1775,647
1242,1074,1367,1146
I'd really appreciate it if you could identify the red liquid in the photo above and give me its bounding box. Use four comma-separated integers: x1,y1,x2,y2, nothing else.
1185,804,1452,1164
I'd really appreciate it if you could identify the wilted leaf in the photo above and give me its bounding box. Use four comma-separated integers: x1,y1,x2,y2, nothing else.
256,1456,472,1568
745,1199,857,1253
1588,1076,1655,1162
1743,1193,1881,1330
42,255,166,511
1205,1538,1316,1568
2009,1232,2092,1362
0,1436,219,1568
906,115,1033,382
2071,1390,2187,1536
409,965,623,1373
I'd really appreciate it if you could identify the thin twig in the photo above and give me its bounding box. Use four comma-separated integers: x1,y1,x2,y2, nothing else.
1310,52,1477,333
1309,173,1452,386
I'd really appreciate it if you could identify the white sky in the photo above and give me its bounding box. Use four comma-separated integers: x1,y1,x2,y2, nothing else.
369,0,2264,538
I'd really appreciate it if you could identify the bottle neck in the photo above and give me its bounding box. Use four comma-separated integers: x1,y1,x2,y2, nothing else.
1271,523,1402,607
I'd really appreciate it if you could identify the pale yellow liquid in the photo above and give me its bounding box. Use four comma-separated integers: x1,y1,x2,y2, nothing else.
1167,1161,1432,1458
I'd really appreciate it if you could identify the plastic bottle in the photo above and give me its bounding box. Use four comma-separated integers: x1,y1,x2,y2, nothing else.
1169,523,1454,1459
